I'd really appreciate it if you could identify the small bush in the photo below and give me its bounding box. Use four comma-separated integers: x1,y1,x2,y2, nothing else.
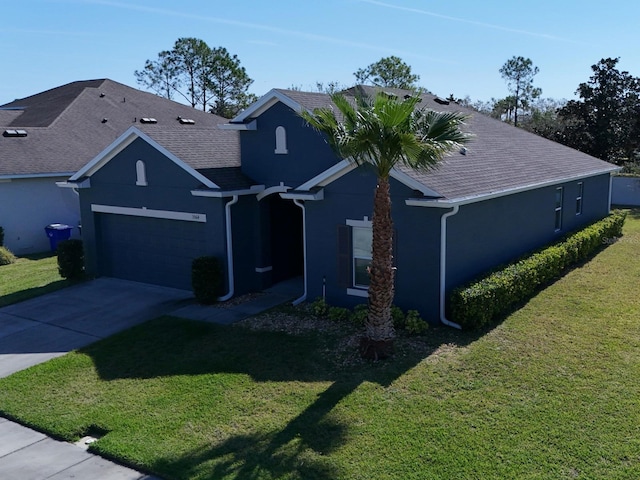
192,256,224,304
350,304,368,326
310,297,329,316
57,239,84,279
328,306,350,322
450,210,628,329
0,246,16,266
0,226,4,247
405,310,428,335
391,305,406,329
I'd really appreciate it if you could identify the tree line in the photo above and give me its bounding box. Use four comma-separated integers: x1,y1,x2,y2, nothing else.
136,39,640,166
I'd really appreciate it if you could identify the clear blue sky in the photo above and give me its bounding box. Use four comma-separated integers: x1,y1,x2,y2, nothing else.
2,0,639,105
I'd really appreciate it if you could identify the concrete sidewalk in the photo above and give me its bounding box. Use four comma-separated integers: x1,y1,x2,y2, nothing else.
0,276,301,479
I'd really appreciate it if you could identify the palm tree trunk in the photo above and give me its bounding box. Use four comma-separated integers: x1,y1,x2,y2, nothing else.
361,176,395,359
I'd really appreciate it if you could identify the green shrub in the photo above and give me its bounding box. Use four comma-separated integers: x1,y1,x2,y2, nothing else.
0,246,16,266
0,226,4,247
328,306,350,322
57,239,84,279
405,310,428,335
191,256,223,304
350,304,368,326
310,297,329,316
391,305,406,329
450,210,627,330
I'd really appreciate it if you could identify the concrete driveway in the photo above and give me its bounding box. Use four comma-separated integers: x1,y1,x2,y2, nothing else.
0,277,193,378
0,277,193,479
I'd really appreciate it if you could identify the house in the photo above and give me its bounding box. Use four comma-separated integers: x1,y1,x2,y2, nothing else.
61,85,619,325
0,79,226,254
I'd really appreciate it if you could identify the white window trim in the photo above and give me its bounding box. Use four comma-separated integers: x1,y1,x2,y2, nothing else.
346,216,372,296
346,216,371,228
555,187,563,232
576,182,583,215
347,288,368,298
274,126,288,154
135,160,147,186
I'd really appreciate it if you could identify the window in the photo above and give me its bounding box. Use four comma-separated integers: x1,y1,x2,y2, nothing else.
274,126,288,154
576,182,583,215
135,160,147,186
352,226,372,288
555,187,563,231
338,218,373,297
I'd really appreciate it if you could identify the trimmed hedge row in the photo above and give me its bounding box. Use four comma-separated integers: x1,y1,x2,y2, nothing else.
450,210,627,330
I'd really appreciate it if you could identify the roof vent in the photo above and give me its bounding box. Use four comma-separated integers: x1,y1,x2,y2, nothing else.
459,147,467,155
101,118,108,123
99,93,105,98
3,129,27,137
434,97,450,105
177,116,195,125
139,117,157,124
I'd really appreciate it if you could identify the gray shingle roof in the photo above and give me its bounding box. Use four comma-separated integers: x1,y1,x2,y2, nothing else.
0,79,229,177
137,125,240,171
271,86,618,201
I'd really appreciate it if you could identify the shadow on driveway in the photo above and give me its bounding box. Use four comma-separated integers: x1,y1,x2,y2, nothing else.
0,278,193,377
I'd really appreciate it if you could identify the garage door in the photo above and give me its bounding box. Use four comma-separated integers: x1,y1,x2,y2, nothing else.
96,213,209,290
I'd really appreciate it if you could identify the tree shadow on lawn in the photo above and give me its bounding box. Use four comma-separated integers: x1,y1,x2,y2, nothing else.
0,279,74,308
81,316,484,480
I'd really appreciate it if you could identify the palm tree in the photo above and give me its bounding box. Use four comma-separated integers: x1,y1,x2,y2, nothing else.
301,91,470,359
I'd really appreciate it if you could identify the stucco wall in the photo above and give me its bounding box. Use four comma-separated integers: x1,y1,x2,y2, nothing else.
78,138,230,289
446,174,612,292
240,102,338,187
1,177,80,254
305,164,443,322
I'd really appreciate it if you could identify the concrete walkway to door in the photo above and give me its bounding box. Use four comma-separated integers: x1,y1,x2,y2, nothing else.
0,276,302,479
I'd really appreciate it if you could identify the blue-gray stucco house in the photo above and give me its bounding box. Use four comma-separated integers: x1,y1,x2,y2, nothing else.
61,85,619,327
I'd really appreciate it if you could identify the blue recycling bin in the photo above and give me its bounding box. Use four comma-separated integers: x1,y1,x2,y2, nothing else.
45,223,73,252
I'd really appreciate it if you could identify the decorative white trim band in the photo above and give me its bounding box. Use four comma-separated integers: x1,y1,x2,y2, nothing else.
347,288,368,298
255,266,273,273
91,204,207,223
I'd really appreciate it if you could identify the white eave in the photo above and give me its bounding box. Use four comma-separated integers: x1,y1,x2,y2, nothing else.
218,120,257,131
406,167,622,208
191,184,265,198
280,189,324,201
229,89,305,123
294,159,442,198
0,172,76,180
56,178,91,189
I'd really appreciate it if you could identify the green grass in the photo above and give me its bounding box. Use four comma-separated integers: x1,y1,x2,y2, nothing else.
0,252,74,307
1,214,640,479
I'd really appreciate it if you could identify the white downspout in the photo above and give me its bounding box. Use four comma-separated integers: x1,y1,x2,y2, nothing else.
440,205,462,329
292,199,307,305
218,195,238,302
608,174,613,212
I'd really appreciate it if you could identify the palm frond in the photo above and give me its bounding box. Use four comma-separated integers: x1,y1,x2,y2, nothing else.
300,92,471,176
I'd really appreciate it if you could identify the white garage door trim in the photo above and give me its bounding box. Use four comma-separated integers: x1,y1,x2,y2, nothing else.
91,204,206,223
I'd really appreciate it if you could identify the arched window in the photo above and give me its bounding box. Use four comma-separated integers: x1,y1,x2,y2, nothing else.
135,160,147,186
274,126,288,154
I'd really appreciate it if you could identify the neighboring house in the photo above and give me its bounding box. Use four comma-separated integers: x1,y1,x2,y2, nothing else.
62,85,619,325
0,79,226,254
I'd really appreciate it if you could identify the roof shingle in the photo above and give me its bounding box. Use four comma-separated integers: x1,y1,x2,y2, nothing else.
0,79,232,177
269,86,618,200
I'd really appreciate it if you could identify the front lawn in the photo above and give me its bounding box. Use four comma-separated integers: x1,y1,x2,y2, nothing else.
0,252,72,307
0,213,639,479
